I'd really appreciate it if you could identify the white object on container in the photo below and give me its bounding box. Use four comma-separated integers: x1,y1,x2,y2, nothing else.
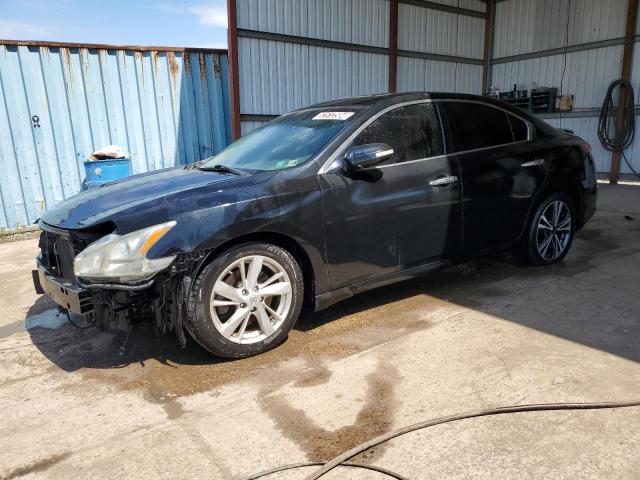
89,145,126,160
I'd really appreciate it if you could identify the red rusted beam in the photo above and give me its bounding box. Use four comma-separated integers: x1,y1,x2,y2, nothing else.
227,0,242,141
389,0,398,93
481,0,494,95
610,0,639,184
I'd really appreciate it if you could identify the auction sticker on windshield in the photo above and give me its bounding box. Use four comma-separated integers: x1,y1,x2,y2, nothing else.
312,112,355,121
275,159,300,169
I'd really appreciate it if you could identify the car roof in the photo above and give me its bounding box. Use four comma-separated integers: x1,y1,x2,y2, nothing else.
305,91,537,120
307,91,489,108
303,92,552,130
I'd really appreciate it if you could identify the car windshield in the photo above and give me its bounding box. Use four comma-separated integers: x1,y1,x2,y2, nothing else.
199,109,359,172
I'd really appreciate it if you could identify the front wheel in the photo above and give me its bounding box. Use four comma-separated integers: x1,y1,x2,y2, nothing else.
186,243,304,358
520,193,575,266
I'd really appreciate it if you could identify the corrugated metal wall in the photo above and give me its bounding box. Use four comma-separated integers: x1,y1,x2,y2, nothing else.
237,0,390,46
238,38,389,115
235,0,487,135
396,1,485,95
0,43,231,230
490,0,639,175
236,0,391,134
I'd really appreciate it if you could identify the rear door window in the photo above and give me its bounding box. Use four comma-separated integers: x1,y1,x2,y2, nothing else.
352,103,444,165
508,114,529,142
444,102,514,152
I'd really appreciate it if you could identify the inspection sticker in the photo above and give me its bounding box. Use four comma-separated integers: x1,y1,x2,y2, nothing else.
312,111,355,121
275,159,300,169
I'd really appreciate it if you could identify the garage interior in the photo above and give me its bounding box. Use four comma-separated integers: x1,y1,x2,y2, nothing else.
1,0,640,479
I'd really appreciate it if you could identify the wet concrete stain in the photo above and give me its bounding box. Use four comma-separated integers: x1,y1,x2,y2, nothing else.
293,356,333,388
4,452,72,479
259,361,398,462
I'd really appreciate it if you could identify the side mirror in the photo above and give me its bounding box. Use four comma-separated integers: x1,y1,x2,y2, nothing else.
344,143,394,171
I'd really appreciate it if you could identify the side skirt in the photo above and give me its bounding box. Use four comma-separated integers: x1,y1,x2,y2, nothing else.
314,259,449,311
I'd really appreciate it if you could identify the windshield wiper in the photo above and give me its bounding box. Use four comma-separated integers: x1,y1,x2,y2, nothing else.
198,164,248,176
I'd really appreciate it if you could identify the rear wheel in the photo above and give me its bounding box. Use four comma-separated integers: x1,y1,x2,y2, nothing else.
521,193,575,266
186,243,303,358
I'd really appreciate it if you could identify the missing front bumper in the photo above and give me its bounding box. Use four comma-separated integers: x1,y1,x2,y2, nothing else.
33,261,94,315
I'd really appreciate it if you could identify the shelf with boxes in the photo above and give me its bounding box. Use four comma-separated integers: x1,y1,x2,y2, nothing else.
488,86,559,114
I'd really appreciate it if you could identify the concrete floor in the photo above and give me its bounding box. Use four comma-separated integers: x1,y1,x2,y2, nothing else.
1,183,639,479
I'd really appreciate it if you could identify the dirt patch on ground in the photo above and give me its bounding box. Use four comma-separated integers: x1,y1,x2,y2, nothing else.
4,452,72,479
0,230,39,244
258,360,398,461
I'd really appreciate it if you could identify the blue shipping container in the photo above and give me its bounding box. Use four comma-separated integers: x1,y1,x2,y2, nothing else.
0,41,232,231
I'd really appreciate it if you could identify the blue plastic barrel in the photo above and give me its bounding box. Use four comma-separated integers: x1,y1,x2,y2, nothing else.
81,158,132,190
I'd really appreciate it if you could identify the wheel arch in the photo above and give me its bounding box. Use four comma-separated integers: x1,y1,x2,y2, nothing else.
192,231,318,312
519,165,584,241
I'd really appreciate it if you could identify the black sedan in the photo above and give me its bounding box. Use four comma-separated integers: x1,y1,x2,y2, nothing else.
33,92,597,358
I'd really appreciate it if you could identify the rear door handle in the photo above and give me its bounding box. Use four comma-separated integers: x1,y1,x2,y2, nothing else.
429,175,458,187
521,158,545,167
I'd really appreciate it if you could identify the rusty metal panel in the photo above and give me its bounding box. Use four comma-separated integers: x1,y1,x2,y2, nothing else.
398,2,484,59
397,56,482,94
238,37,388,115
0,44,231,230
491,45,624,109
237,0,390,48
493,0,627,59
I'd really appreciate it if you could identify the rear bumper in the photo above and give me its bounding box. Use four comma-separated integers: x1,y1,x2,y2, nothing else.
33,259,94,315
579,183,597,228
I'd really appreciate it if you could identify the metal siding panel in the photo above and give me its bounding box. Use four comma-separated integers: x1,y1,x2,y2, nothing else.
152,51,177,169
240,120,267,136
238,37,388,114
622,117,640,175
457,0,485,12
180,53,202,165
63,48,98,173
0,43,230,230
81,48,112,147
1,46,46,224
220,53,233,145
205,54,227,155
17,46,65,211
237,0,390,47
398,3,484,59
0,47,29,228
117,51,149,174
490,45,623,109
494,0,627,59
397,56,481,94
100,50,130,157
39,47,82,198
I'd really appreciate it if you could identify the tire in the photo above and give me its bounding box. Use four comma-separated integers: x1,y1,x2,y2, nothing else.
186,242,304,358
520,193,575,266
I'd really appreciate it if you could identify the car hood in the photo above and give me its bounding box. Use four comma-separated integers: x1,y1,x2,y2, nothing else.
40,166,274,231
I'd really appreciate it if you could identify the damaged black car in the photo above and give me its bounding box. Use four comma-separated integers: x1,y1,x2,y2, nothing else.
33,92,597,358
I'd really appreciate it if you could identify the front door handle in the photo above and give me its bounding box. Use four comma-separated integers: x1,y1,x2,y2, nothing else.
429,175,458,187
521,158,545,167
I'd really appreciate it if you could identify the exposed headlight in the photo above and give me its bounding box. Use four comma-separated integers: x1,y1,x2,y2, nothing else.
74,221,177,282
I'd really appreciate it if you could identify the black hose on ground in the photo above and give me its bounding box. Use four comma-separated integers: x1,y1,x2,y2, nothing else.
597,79,640,178
243,461,408,480
244,400,640,480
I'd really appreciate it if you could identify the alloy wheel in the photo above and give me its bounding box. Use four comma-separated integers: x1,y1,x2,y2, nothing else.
536,200,572,261
209,255,292,344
